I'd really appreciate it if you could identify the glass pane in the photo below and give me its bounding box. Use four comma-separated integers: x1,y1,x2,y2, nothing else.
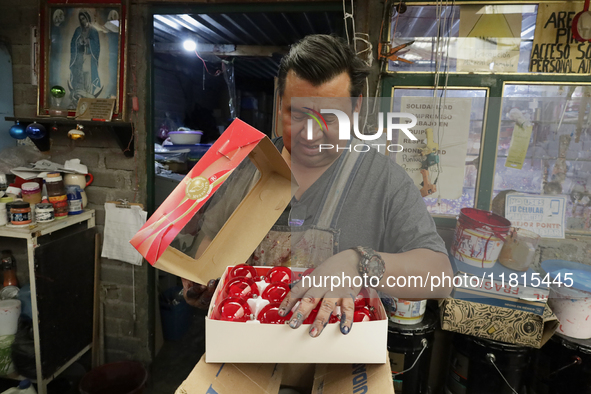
389,88,487,216
495,84,591,232
388,4,537,73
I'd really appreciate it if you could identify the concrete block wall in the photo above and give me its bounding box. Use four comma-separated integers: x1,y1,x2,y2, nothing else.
0,0,151,364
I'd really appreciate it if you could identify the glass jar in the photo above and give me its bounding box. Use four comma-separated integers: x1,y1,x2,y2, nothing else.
45,172,66,197
21,182,42,205
8,201,32,225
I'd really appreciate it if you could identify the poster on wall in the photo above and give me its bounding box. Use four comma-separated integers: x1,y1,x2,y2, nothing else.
395,97,472,200
456,5,522,72
505,194,566,238
530,2,591,74
38,0,128,119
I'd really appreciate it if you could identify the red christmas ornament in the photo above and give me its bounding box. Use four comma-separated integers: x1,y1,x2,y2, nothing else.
261,282,290,303
354,288,371,308
222,276,260,300
329,313,340,324
303,306,320,324
213,297,252,322
354,306,376,323
265,266,292,284
258,303,292,324
228,264,258,281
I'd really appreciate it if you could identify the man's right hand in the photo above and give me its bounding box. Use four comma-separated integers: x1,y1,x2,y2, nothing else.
182,278,218,310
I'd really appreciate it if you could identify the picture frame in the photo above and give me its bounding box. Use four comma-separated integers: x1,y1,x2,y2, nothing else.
38,0,128,120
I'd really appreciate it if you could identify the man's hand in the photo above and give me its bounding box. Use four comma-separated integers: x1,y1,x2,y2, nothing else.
278,249,362,338
182,278,218,310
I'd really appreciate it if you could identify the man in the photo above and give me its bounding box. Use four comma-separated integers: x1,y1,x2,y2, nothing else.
183,35,452,338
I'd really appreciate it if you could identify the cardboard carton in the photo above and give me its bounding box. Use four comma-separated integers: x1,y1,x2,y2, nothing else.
439,297,558,348
206,266,389,364
130,119,293,285
175,355,395,394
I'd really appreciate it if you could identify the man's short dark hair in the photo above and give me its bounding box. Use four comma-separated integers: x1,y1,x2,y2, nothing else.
277,35,370,98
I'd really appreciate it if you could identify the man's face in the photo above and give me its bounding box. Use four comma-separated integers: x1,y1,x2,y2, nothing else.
280,70,359,169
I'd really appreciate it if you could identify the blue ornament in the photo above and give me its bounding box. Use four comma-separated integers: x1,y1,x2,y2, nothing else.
25,122,46,140
9,122,27,139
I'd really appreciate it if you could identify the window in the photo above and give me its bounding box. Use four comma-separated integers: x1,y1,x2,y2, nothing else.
495,83,591,232
387,4,537,73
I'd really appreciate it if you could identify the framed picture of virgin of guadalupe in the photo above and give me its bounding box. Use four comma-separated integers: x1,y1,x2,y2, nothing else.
38,0,128,120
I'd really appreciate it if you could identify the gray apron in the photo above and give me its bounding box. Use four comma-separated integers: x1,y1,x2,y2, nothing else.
248,143,365,268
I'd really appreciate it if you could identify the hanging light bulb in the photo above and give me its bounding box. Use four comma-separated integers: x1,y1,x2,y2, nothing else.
25,122,46,139
9,121,27,139
68,124,85,141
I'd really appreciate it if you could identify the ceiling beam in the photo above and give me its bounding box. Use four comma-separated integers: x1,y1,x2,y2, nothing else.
154,43,286,57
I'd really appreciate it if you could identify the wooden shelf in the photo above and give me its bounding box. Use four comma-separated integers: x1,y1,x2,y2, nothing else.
5,117,134,157
0,210,95,239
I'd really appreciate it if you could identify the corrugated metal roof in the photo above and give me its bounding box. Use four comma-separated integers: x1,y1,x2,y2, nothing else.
154,12,345,79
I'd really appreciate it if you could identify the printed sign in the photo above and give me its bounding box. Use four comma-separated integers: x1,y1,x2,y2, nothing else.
505,193,567,238
530,2,591,74
395,97,472,199
456,5,522,72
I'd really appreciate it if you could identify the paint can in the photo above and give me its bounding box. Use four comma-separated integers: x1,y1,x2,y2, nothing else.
529,333,591,394
390,298,427,325
387,309,437,394
542,259,591,339
451,208,511,268
445,334,530,394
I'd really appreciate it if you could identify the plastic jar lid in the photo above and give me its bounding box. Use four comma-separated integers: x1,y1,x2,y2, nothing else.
21,182,40,192
46,172,63,182
0,197,14,203
8,201,30,209
36,203,53,210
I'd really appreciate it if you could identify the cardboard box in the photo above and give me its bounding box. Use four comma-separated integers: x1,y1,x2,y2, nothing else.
439,297,558,348
130,119,293,285
175,354,395,394
451,257,550,305
206,266,389,364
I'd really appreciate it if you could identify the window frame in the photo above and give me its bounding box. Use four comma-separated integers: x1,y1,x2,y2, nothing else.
381,72,591,233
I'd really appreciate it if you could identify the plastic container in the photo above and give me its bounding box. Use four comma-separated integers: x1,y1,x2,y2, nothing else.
1,379,37,393
0,203,6,226
8,201,32,225
159,286,193,341
0,197,13,225
390,298,427,325
48,195,68,219
66,185,83,214
543,259,591,339
0,300,20,337
498,228,540,271
34,203,54,223
451,208,511,268
21,183,41,205
168,130,203,145
79,361,148,394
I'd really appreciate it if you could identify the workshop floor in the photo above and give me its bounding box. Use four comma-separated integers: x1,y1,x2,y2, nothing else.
146,310,206,394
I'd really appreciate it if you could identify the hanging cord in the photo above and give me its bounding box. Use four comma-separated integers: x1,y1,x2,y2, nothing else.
393,339,429,377
194,39,222,77
434,0,455,195
486,353,519,394
342,0,357,50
